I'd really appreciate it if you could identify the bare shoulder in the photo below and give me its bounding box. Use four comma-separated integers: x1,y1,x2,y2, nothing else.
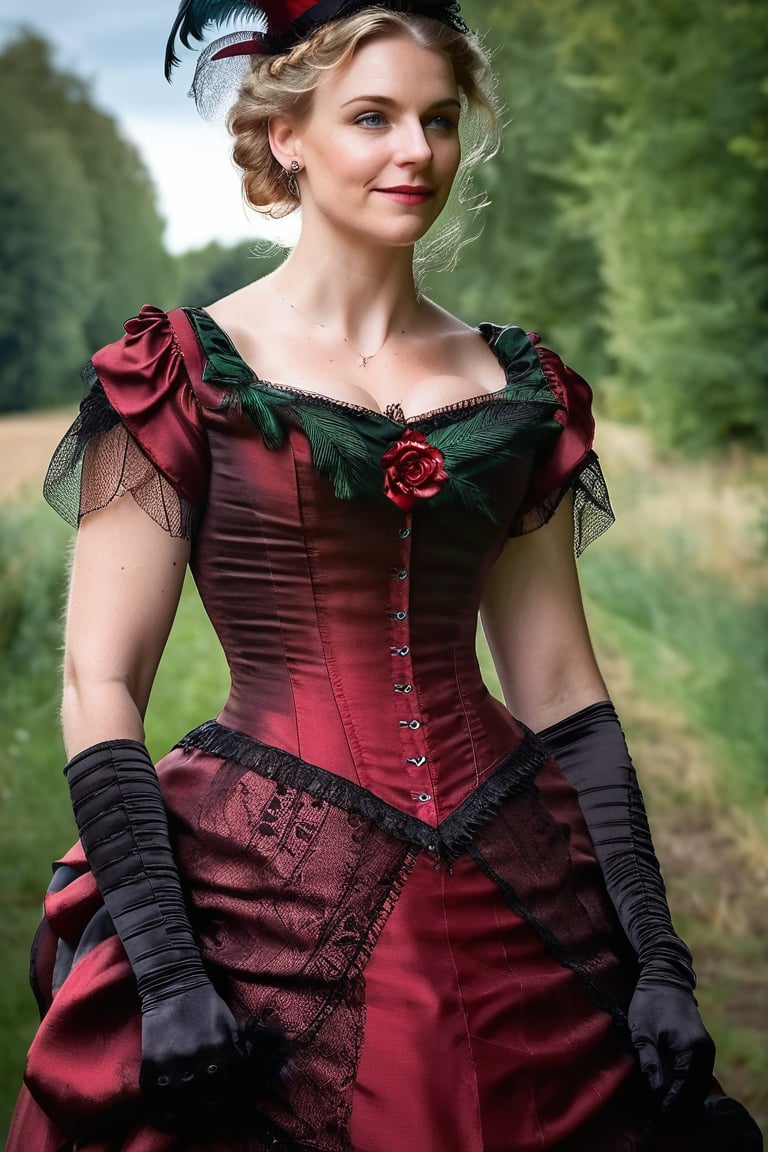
204,279,281,336
206,276,275,314
419,296,477,337
202,278,289,373
418,297,504,382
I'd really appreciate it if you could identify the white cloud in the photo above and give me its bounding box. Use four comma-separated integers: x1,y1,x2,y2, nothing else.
122,114,259,253
1,0,297,253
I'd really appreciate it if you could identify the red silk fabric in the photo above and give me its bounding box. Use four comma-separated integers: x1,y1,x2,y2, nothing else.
7,309,683,1150
91,306,211,509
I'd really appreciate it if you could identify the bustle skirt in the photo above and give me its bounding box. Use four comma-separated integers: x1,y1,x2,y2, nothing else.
7,723,722,1152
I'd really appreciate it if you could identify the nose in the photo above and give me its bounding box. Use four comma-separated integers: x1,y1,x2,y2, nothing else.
393,118,433,168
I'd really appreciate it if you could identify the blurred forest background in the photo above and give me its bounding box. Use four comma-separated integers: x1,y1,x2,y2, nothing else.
1,0,767,1143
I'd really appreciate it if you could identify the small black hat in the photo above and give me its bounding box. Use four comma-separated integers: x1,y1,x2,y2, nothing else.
165,0,468,80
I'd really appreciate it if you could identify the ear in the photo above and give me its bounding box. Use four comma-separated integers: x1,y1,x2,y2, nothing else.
268,114,302,173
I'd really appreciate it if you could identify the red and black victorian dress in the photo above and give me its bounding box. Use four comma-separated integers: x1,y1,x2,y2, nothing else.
9,305,674,1152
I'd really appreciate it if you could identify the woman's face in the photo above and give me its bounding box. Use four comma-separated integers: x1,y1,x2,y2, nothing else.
288,32,462,249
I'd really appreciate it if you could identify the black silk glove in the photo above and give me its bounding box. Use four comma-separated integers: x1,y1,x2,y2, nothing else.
537,701,715,1115
65,740,286,1130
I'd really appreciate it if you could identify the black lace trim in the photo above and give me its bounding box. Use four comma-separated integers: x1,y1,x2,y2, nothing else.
176,722,642,1055
175,720,547,862
512,449,616,557
573,451,615,554
467,842,630,1034
43,369,199,539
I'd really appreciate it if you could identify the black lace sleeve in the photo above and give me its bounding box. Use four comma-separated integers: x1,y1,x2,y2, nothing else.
43,373,200,540
511,451,615,558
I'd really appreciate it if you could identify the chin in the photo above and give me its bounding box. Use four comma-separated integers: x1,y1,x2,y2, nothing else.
370,212,444,247
315,198,445,248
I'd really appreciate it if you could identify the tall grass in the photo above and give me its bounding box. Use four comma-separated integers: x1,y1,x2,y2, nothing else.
1,505,72,1147
580,548,768,818
0,504,69,687
0,505,72,894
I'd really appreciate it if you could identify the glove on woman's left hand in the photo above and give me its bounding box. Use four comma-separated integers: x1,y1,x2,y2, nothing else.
628,979,715,1112
537,702,716,1117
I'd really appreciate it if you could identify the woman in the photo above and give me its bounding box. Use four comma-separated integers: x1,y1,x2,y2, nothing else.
7,2,761,1150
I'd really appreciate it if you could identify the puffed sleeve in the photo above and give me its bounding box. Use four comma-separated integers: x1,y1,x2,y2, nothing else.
511,336,615,556
43,306,210,539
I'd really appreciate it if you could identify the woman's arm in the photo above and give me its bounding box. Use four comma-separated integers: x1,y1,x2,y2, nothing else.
61,495,237,1114
59,491,286,1126
62,490,190,756
482,495,714,1116
480,491,605,730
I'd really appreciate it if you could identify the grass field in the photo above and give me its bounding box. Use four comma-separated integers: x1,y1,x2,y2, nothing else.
1,411,766,1144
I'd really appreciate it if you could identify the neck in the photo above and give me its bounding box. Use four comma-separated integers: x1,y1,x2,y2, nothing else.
269,221,425,354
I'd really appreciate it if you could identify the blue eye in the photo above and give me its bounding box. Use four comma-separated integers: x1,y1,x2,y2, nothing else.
428,114,458,131
356,112,387,128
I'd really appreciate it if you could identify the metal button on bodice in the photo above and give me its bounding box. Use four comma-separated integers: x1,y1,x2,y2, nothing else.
396,569,408,581
394,683,414,694
399,719,421,730
399,528,411,539
417,793,432,803
389,610,408,621
391,645,410,657
406,756,427,767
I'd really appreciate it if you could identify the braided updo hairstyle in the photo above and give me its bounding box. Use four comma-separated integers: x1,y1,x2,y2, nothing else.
228,9,499,220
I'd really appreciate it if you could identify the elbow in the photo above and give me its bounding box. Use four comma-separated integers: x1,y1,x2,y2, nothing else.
487,641,608,733
515,673,610,734
61,658,146,756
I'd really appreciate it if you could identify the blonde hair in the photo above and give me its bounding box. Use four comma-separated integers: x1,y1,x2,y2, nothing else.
228,8,500,256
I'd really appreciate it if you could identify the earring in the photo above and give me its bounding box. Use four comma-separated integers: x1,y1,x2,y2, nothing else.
287,159,302,199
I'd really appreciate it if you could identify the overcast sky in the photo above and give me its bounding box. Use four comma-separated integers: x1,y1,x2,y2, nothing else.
1,1,273,252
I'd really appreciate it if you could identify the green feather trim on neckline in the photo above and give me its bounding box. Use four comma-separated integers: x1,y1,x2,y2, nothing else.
185,307,564,519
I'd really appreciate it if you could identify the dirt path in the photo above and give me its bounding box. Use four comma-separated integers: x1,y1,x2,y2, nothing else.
0,408,74,503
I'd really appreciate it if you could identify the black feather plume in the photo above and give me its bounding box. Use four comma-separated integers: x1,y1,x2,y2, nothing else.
165,0,265,79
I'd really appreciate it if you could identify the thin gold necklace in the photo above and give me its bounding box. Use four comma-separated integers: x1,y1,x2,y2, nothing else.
278,291,402,368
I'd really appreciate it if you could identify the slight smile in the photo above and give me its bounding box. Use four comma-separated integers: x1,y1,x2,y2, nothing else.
375,186,436,205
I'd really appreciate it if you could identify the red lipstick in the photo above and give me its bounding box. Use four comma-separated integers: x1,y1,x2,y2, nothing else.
375,185,435,205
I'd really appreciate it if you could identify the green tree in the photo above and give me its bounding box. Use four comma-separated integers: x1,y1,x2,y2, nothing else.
546,0,768,450
0,62,98,411
433,1,767,451
174,240,284,308
76,117,175,352
0,32,175,412
431,0,608,378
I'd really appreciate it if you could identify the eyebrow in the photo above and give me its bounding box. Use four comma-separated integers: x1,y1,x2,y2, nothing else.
341,95,462,110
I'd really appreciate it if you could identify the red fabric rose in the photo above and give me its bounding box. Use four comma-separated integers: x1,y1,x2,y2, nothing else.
381,429,448,512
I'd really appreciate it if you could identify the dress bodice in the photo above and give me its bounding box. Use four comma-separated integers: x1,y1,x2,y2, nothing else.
193,411,530,822
45,304,613,824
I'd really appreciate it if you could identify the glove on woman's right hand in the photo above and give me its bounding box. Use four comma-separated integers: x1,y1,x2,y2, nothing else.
139,983,241,1107
139,984,288,1134
65,741,288,1133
